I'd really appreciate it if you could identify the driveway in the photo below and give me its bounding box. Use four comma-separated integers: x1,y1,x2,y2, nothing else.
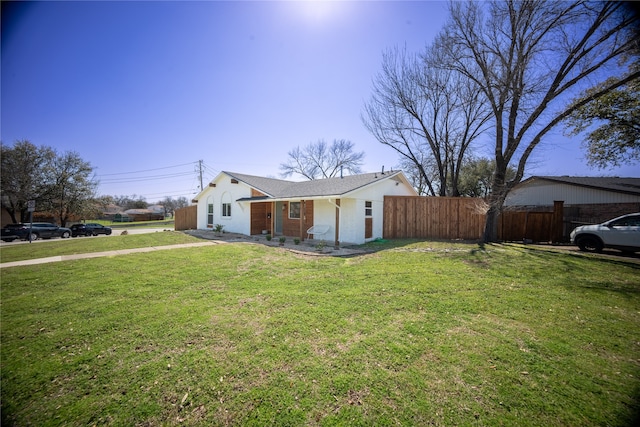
526,243,640,263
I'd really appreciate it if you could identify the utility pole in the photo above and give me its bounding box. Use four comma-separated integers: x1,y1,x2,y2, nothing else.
198,160,204,191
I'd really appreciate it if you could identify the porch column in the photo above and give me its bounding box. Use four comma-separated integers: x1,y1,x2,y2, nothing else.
334,199,340,247
271,201,275,236
300,200,306,241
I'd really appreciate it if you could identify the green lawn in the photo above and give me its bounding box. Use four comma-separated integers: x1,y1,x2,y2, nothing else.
1,238,639,426
0,231,198,264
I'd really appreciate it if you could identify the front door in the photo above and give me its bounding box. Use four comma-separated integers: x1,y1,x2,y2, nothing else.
275,201,284,235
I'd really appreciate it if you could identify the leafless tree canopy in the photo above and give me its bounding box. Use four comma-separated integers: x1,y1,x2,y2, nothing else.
280,139,365,180
362,43,491,196
440,0,638,240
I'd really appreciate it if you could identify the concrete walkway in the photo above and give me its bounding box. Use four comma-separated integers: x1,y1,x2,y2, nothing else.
0,241,219,269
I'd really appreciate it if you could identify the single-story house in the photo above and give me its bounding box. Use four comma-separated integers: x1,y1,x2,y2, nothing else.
504,176,640,227
192,170,418,245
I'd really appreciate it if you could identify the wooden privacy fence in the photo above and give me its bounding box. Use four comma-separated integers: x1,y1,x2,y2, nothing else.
383,196,486,240
174,205,197,230
498,201,564,243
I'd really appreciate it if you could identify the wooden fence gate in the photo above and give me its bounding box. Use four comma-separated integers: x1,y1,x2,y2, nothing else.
174,205,197,230
498,201,564,243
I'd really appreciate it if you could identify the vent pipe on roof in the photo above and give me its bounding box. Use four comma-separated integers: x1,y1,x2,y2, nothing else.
381,165,385,175
340,166,343,179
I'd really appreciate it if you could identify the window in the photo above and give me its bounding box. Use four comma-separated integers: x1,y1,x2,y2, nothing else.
207,203,214,228
365,201,372,217
222,203,231,217
611,215,640,227
289,202,301,219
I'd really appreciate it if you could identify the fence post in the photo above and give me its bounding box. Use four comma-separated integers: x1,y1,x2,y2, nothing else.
553,201,564,243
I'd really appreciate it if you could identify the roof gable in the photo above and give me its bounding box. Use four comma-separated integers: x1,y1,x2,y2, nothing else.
222,172,294,197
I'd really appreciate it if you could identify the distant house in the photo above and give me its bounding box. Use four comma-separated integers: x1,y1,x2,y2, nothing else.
192,170,418,245
101,204,125,221
147,205,166,216
504,176,640,225
123,209,164,222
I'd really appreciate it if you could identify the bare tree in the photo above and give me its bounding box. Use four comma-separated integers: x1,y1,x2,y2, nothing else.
280,139,364,180
362,44,490,196
441,0,639,241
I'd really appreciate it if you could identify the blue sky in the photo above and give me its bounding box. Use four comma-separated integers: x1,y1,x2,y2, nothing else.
2,1,637,203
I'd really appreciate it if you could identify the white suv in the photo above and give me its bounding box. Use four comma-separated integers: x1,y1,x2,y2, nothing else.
570,213,640,253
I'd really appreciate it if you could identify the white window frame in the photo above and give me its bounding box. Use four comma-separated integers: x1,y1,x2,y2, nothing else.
222,203,231,218
365,201,372,217
207,203,214,228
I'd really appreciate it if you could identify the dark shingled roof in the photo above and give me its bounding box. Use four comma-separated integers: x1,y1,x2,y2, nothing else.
520,176,640,196
224,170,405,200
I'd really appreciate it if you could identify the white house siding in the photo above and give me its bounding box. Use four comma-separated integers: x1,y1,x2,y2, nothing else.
504,181,640,206
196,178,253,235
339,177,416,244
312,200,339,242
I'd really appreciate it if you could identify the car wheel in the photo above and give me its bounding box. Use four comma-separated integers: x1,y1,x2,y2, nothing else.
577,235,603,253
106,230,112,235
28,233,38,241
61,231,71,239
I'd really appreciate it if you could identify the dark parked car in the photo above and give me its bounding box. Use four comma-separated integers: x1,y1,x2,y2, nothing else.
1,223,28,242
1,222,71,241
70,223,113,237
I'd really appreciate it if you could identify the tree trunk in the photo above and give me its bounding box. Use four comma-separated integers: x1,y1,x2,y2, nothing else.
482,173,508,242
483,202,500,243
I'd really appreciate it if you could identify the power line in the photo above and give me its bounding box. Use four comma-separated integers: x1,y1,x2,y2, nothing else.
97,161,197,177
99,171,193,184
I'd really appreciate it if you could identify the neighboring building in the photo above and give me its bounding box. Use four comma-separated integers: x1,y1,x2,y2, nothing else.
193,170,418,245
123,209,165,222
1,208,14,227
100,204,125,221
147,205,166,216
504,176,640,227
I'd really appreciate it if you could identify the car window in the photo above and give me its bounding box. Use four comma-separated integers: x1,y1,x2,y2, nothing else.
610,215,640,227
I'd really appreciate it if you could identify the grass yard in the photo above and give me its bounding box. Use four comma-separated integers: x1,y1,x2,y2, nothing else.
0,231,198,264
1,238,639,426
